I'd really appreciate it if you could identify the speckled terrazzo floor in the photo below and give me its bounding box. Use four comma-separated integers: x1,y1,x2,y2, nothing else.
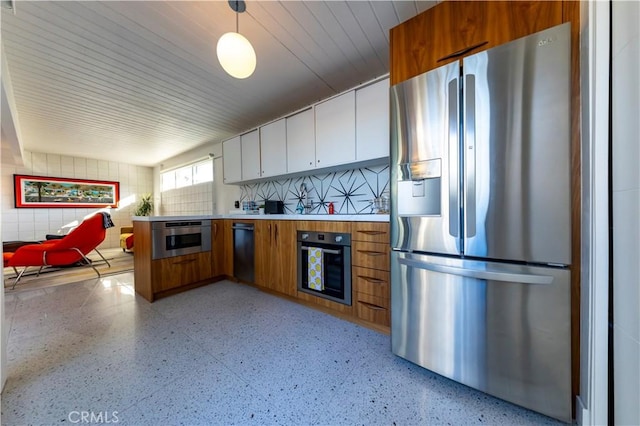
2,274,566,425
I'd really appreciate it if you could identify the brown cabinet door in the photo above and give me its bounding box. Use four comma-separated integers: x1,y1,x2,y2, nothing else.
351,222,390,244
355,293,390,327
154,253,211,292
270,221,297,296
304,220,351,234
390,1,564,85
486,1,563,49
352,266,390,300
254,220,272,287
222,220,234,277
352,241,390,271
211,220,225,277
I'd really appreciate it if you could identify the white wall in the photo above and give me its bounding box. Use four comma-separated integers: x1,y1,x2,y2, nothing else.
160,182,214,216
213,156,241,215
1,151,153,249
612,1,640,424
153,141,240,216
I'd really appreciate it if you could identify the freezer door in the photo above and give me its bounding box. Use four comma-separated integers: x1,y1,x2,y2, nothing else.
390,61,461,254
462,23,572,265
391,251,571,422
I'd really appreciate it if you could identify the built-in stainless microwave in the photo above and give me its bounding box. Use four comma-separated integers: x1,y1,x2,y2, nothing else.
151,221,211,260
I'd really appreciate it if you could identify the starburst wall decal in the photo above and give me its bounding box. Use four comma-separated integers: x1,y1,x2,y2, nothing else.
238,164,389,215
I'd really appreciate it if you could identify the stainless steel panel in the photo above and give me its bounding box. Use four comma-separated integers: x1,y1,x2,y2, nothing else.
391,251,571,422
462,23,572,265
233,223,255,283
151,221,212,260
297,236,352,306
390,61,461,255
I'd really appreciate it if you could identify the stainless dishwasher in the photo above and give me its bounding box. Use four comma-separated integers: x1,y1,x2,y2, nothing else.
232,223,254,283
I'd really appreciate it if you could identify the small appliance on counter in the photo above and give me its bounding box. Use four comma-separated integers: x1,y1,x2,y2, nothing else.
264,200,285,214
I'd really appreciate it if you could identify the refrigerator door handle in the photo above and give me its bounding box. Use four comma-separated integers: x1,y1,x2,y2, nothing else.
464,74,476,238
398,257,554,285
448,78,460,238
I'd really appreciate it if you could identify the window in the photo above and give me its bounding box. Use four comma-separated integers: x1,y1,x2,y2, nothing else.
161,172,175,191
175,168,192,188
161,159,213,192
193,161,213,184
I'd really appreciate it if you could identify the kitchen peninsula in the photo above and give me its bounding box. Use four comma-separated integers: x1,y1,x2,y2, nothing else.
133,214,391,332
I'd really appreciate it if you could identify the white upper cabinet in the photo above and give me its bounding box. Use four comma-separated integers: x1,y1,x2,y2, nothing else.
286,108,315,173
222,76,389,184
315,91,356,168
222,136,242,184
356,78,389,161
260,118,287,178
240,130,260,181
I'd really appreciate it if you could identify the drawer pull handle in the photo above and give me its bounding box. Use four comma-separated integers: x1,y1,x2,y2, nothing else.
437,40,488,62
358,250,385,256
173,259,197,265
359,301,386,311
357,230,386,235
358,275,385,284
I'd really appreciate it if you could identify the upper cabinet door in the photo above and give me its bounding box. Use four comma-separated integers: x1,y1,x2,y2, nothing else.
356,78,389,162
286,108,315,173
222,136,241,184
390,1,563,85
315,91,356,168
260,119,287,178
240,130,260,181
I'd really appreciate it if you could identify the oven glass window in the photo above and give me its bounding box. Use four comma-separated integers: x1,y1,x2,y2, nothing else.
166,233,202,251
300,243,344,300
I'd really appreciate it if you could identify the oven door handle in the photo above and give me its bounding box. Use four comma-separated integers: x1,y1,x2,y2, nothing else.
300,246,341,255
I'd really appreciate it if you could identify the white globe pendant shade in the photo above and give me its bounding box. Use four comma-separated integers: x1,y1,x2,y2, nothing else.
216,32,256,79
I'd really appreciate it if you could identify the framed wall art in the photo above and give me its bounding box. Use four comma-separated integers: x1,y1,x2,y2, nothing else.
13,175,120,208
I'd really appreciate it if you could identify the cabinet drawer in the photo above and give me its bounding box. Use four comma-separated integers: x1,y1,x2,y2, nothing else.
351,222,390,243
355,292,390,326
352,241,389,271
154,253,211,292
352,266,389,299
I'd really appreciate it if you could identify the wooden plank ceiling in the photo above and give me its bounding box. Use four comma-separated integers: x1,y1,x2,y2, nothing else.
0,1,436,167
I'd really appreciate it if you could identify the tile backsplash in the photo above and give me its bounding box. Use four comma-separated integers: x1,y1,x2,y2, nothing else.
239,164,389,215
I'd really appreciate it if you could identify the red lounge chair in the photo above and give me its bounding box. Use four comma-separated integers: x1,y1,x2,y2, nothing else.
4,212,113,289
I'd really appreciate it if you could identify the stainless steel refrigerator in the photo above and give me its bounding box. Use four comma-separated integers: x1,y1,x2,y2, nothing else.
390,23,572,422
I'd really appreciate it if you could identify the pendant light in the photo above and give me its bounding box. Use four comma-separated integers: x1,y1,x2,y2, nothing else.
216,0,256,79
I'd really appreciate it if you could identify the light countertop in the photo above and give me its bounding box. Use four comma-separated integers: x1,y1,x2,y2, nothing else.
132,214,389,222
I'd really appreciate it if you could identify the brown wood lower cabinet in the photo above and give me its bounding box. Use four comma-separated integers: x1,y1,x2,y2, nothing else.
253,220,297,296
270,221,297,296
254,220,271,287
154,252,212,292
353,266,390,300
135,218,393,331
352,241,390,271
133,220,219,302
353,266,391,328
351,222,391,329
355,294,390,326
222,220,234,277
211,220,225,277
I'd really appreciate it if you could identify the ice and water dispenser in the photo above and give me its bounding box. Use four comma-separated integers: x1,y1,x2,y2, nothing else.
397,158,442,216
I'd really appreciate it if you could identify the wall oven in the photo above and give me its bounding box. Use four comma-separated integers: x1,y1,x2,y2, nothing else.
152,220,211,260
297,230,351,306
